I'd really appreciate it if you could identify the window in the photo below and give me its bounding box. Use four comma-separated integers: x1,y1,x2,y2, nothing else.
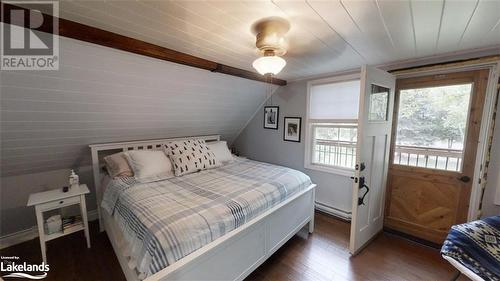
393,83,472,172
312,124,357,169
305,76,360,176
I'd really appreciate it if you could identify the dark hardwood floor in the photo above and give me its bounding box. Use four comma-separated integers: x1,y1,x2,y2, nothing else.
1,212,466,281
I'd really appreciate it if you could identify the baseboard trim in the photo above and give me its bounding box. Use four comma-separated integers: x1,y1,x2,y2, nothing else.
87,209,99,222
0,227,38,250
383,227,442,249
315,202,352,221
0,209,98,249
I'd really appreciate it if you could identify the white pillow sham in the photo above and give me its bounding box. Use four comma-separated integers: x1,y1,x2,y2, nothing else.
103,152,134,178
207,141,233,163
125,150,174,182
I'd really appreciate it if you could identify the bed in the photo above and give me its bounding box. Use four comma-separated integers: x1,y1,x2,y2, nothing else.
441,216,500,281
90,135,316,281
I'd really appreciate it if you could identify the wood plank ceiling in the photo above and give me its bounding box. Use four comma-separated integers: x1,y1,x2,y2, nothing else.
49,0,500,80
1,0,499,177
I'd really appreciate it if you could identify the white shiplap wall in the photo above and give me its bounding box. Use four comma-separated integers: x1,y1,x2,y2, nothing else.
0,35,272,177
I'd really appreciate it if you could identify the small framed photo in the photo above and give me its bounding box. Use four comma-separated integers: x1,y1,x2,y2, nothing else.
283,117,302,142
264,106,279,130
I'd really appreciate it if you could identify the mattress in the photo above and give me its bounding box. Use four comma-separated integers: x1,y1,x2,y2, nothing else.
101,157,312,278
441,216,500,281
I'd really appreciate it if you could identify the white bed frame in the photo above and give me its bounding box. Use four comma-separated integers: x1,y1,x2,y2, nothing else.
89,135,316,281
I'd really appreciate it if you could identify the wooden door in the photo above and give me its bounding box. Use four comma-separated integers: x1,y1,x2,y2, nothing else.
384,69,489,244
350,66,395,254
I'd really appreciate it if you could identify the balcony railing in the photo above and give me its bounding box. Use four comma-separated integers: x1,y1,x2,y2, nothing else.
313,139,356,169
312,141,463,172
393,145,463,172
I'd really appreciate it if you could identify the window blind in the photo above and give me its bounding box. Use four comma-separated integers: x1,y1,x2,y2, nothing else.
309,80,360,120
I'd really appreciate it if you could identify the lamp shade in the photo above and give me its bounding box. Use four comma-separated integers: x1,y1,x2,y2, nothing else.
252,55,286,75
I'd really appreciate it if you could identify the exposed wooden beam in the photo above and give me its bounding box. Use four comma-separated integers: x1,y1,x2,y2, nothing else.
390,55,500,75
0,2,286,86
213,64,283,85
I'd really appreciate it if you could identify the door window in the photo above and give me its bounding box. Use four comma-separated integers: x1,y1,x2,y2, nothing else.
368,84,390,121
393,83,472,172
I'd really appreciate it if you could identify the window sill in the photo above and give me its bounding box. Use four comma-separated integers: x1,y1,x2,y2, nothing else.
304,163,355,177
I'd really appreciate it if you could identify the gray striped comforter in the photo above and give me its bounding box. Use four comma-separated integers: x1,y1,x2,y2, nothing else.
101,157,311,278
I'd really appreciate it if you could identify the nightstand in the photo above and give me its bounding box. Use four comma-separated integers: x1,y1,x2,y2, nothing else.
27,184,91,263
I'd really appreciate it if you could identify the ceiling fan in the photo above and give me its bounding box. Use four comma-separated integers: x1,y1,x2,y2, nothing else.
251,17,290,76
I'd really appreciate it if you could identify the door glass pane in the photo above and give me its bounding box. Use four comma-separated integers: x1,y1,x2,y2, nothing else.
369,84,390,121
394,83,472,172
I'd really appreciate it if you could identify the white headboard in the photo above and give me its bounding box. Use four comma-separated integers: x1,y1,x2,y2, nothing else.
89,134,220,231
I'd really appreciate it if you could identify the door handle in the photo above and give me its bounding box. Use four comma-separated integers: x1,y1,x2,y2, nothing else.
358,177,370,206
458,176,471,183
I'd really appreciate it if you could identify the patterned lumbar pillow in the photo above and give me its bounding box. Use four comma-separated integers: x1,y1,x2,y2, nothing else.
164,139,218,176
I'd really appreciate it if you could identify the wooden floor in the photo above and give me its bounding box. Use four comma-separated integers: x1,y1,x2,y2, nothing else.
1,212,467,281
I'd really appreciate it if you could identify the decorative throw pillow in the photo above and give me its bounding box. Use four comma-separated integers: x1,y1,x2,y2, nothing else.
103,152,134,178
125,150,174,182
207,141,234,164
164,139,218,176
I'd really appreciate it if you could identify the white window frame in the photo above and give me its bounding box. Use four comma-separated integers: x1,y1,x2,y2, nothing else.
305,73,360,177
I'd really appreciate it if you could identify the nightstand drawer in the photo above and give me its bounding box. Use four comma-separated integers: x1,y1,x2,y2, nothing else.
38,196,80,211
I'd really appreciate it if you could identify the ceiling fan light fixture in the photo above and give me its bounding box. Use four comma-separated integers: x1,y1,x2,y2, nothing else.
252,55,286,76
251,17,290,76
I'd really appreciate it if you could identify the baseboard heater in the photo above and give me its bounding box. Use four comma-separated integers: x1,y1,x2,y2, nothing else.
315,202,352,221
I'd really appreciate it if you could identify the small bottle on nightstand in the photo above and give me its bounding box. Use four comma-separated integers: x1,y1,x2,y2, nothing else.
69,170,79,190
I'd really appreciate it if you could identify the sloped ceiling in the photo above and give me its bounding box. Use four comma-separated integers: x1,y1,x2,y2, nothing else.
0,36,272,177
2,0,500,177
31,0,500,80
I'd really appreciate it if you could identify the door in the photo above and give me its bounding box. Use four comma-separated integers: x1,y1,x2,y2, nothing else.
349,65,396,254
384,69,489,244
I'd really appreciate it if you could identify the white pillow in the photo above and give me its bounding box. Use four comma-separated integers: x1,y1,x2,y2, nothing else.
125,150,174,182
207,141,233,163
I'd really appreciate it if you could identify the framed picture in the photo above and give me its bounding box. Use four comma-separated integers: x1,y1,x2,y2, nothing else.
263,106,279,130
283,117,302,142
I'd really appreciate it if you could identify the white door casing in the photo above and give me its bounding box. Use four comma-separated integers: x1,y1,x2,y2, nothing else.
349,65,396,254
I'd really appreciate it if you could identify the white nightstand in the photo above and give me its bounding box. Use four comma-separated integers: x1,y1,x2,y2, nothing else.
27,184,91,262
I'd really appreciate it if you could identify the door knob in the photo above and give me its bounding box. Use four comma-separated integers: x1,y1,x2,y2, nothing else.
458,176,471,183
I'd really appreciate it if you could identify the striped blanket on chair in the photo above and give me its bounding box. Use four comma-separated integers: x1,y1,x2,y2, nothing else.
441,216,500,281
